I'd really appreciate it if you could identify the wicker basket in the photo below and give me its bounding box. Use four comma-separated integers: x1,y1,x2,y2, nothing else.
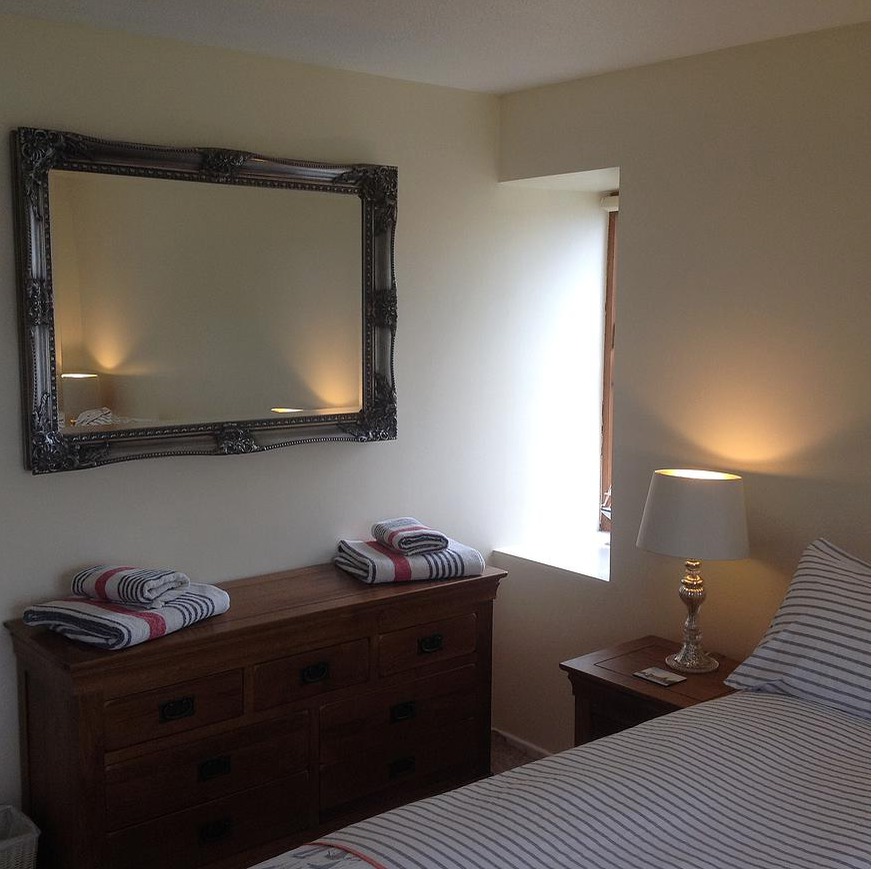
0,806,39,869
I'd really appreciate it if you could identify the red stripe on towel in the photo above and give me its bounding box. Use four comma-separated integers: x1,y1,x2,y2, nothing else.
366,541,412,582
385,524,428,547
93,566,135,600
310,841,390,869
86,600,168,639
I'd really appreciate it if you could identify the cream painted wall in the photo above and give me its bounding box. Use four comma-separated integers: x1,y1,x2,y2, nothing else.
494,25,870,752
0,15,622,803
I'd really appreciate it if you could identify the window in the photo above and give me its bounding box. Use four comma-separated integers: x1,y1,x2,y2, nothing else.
495,172,618,580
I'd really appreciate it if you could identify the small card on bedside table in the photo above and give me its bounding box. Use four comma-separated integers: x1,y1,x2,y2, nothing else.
634,666,688,686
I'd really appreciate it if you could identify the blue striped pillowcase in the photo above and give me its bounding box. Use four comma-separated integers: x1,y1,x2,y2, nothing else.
726,538,870,718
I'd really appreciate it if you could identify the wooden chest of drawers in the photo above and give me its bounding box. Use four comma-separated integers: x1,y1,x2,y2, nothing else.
5,563,504,869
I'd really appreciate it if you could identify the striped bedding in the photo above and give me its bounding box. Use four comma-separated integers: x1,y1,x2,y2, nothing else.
252,691,870,869
725,538,870,718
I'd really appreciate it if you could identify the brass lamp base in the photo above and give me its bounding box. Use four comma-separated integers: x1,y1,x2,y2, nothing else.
666,649,719,674
665,558,719,674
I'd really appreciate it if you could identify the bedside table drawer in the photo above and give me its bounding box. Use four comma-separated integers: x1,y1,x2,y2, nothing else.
588,683,676,728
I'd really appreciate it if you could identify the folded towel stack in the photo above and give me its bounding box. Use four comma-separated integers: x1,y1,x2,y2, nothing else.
371,517,450,556
71,565,190,608
24,566,229,650
335,536,485,584
24,584,230,650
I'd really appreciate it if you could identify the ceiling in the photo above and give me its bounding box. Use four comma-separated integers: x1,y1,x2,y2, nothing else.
1,0,868,93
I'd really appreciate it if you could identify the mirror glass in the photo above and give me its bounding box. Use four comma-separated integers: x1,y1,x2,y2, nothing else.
48,170,362,430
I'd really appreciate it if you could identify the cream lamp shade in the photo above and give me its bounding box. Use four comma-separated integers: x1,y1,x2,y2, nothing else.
60,373,102,425
636,469,749,560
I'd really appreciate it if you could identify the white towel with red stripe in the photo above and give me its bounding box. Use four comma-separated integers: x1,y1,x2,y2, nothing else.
334,538,485,584
71,565,190,608
22,583,230,650
371,517,450,555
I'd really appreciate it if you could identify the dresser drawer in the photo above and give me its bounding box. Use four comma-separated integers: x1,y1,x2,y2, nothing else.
105,772,310,869
254,638,369,711
105,713,309,830
320,719,478,813
104,670,244,751
320,665,478,763
378,613,477,676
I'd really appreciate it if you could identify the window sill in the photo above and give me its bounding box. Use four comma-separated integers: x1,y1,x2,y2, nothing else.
493,532,610,581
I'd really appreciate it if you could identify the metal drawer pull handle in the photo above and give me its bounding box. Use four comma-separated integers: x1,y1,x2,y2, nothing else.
159,695,195,723
388,755,416,778
198,817,233,845
417,633,443,655
389,700,417,723
300,660,330,685
197,754,232,782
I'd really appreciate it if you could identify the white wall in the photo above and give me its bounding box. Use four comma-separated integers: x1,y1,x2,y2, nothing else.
0,15,606,803
493,24,870,751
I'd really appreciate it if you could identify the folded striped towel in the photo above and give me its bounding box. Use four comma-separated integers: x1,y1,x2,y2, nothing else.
71,565,190,608
371,517,450,555
334,538,485,584
23,583,230,650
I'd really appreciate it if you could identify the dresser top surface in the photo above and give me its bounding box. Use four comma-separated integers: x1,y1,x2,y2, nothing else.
5,563,505,673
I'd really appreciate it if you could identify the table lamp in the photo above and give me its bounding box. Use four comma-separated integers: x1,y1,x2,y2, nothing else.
60,372,101,425
636,469,748,673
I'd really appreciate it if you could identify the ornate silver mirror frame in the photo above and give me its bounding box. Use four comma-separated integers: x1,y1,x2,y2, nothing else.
11,128,397,473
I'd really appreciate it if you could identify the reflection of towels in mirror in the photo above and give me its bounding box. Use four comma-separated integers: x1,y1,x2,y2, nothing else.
73,407,113,426
72,408,154,427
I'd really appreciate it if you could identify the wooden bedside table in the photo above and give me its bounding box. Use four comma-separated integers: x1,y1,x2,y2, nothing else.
560,635,741,745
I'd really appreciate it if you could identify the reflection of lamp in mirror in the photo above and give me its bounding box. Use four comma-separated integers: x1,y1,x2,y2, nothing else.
636,468,749,673
60,373,102,425
270,407,303,414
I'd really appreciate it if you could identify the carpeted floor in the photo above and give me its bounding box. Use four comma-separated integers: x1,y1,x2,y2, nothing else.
490,730,542,774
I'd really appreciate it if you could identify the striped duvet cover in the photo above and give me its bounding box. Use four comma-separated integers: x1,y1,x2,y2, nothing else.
252,691,870,869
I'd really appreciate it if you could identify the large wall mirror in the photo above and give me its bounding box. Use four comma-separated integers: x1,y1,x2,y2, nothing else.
11,128,397,473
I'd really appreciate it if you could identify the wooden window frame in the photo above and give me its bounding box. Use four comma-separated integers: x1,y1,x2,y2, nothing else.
599,210,617,532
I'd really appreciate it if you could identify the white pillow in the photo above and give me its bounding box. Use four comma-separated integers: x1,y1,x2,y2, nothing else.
725,538,870,718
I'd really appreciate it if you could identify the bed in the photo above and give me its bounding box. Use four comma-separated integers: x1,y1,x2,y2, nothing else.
252,539,871,869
